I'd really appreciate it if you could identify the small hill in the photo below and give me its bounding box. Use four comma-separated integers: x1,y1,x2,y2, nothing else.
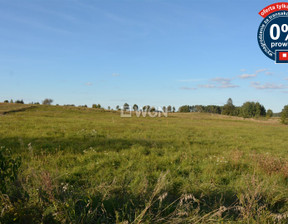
0,103,35,115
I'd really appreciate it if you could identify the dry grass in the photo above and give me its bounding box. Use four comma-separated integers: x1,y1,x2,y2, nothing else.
253,154,288,178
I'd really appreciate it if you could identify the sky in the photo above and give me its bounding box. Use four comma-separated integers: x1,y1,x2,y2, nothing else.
0,0,288,112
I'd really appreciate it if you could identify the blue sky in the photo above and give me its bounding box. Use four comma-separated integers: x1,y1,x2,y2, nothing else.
0,0,288,112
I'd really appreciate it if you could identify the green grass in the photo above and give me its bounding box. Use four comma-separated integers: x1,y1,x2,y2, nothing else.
1,105,288,223
0,103,33,114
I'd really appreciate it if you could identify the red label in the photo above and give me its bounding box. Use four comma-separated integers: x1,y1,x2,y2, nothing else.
279,52,288,60
259,2,288,18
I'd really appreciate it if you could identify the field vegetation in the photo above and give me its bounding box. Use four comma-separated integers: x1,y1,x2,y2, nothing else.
1,104,288,223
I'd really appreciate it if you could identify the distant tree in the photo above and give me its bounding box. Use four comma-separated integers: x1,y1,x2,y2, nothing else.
172,106,176,113
266,109,273,118
123,103,129,111
133,104,138,111
240,102,266,118
92,104,101,109
195,105,204,113
256,102,266,116
162,106,167,112
178,105,190,112
281,105,288,124
42,98,53,105
143,106,147,112
255,102,266,117
167,105,172,112
10,99,13,103
205,105,221,114
241,102,253,118
178,105,223,114
15,100,24,104
233,107,241,116
4,100,8,103
227,98,233,105
116,105,120,111
222,98,235,116
108,106,111,110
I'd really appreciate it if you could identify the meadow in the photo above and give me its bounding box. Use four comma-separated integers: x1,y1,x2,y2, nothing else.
1,104,288,223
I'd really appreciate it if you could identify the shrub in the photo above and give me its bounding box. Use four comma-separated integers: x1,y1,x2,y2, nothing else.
281,105,288,124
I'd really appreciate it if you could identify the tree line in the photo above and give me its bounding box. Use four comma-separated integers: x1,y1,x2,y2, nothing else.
116,103,176,113
3,98,288,124
3,99,53,105
178,98,272,119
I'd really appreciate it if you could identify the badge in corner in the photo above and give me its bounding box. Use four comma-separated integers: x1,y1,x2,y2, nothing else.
258,3,288,63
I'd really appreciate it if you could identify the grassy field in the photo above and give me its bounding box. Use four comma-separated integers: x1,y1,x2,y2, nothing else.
1,104,288,223
0,103,34,115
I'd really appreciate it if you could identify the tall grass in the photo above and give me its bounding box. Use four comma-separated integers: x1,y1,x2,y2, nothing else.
0,105,288,223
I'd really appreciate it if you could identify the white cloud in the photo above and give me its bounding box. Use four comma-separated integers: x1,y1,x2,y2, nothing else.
178,78,206,82
251,82,287,89
85,82,93,86
239,73,257,79
255,68,268,74
238,69,272,79
198,84,216,88
219,84,239,88
211,77,239,88
198,77,239,89
112,73,120,77
211,77,231,83
180,86,197,90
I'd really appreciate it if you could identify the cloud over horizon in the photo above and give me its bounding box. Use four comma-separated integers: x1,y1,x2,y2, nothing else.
210,77,239,88
251,82,288,90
